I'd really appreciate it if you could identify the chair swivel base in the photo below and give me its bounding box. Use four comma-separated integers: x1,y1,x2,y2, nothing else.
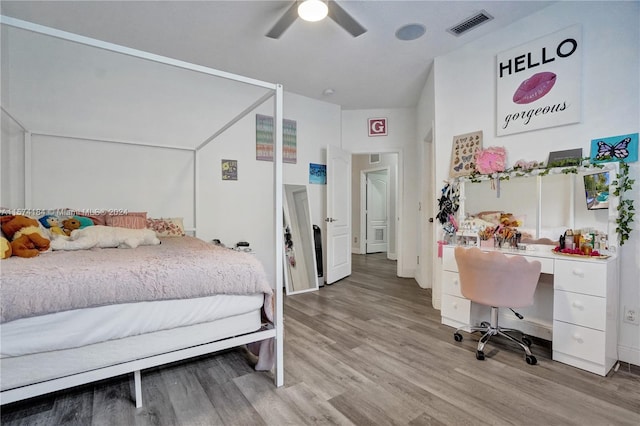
454,317,537,365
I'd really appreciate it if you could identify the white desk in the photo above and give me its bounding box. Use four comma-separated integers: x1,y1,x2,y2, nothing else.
440,244,618,376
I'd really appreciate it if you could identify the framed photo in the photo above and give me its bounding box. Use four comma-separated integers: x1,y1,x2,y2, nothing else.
256,114,297,163
256,114,274,161
309,163,326,184
590,133,638,164
548,148,582,167
221,159,237,181
449,131,483,178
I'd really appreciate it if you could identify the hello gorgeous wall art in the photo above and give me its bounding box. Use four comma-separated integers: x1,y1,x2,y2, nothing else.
496,25,582,136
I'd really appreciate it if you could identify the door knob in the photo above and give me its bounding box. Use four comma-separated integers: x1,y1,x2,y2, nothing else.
325,218,337,222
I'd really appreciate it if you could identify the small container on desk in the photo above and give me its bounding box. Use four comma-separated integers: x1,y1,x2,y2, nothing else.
455,230,480,247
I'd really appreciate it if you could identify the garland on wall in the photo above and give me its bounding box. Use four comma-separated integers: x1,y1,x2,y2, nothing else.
443,157,635,246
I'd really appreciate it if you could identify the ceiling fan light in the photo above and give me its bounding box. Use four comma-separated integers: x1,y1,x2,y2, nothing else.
298,0,328,22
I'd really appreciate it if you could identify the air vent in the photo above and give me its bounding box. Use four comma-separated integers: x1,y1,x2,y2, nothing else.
369,153,380,164
447,10,493,36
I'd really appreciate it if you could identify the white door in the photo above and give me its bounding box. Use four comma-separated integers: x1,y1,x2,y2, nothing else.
326,145,352,284
366,171,388,253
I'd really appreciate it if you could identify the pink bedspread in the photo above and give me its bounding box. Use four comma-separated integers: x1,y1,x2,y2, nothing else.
1,236,273,323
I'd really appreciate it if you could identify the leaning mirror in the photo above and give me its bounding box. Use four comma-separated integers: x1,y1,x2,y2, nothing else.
283,184,319,295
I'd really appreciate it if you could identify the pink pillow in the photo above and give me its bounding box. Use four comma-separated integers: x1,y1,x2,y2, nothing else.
107,215,147,229
76,214,107,226
146,217,185,237
105,212,147,226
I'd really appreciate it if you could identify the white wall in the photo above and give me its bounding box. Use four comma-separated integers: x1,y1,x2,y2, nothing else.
342,108,418,277
422,1,640,365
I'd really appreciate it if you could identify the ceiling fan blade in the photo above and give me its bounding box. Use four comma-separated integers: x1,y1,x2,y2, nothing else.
327,1,367,37
266,1,300,39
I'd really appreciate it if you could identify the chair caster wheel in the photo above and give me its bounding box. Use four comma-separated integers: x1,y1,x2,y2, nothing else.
476,350,485,360
480,321,490,328
522,336,532,347
454,332,463,342
526,355,537,365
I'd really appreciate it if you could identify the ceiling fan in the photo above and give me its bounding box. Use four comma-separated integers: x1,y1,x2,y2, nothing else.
266,0,367,39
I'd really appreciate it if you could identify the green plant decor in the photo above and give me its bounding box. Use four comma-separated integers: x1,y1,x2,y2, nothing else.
458,157,635,246
612,161,635,246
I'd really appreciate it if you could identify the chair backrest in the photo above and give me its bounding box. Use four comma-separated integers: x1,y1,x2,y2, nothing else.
454,247,542,308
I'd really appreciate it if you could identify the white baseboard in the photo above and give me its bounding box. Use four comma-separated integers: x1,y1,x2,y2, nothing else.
351,247,362,254
618,344,640,367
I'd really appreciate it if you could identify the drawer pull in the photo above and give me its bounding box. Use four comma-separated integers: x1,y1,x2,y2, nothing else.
571,268,585,277
452,302,458,310
453,279,459,287
571,301,584,310
572,333,584,343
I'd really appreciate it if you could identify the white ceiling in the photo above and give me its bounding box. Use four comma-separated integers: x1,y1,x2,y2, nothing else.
0,0,555,110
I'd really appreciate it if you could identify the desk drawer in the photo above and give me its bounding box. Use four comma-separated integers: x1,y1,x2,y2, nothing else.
442,247,458,272
554,259,607,297
442,271,463,297
441,293,470,324
554,290,606,331
553,321,605,365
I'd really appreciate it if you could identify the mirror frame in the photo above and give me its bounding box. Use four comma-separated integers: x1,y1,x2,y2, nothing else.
283,184,320,295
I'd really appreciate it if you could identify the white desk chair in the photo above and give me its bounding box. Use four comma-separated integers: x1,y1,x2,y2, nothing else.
453,246,542,364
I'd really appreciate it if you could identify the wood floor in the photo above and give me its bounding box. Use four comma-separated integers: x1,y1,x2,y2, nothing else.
2,253,639,425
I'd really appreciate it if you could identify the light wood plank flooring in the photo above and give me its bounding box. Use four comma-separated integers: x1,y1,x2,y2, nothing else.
2,253,639,425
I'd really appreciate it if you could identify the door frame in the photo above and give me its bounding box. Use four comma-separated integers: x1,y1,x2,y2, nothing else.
359,166,391,257
351,149,404,277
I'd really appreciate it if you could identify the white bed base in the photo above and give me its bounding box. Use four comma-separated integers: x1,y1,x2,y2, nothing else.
0,15,285,406
1,327,276,407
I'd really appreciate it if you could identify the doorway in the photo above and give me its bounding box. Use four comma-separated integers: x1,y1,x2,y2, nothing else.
363,169,389,254
352,152,398,262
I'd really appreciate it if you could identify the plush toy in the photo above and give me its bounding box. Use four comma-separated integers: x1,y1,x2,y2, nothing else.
500,213,524,228
0,236,12,259
62,217,82,236
0,215,51,258
38,214,66,236
51,225,160,251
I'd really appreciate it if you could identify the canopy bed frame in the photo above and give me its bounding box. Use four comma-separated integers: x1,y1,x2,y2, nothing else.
0,16,284,407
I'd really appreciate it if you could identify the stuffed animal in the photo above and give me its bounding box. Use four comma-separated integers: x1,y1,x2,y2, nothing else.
500,213,523,228
0,215,51,258
0,236,12,259
62,217,82,236
51,225,160,251
38,214,66,236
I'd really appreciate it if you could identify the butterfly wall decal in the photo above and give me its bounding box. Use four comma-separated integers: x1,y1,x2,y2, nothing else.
595,137,630,161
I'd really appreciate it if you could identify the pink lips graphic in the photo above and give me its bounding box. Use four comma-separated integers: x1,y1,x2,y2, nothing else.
512,71,557,104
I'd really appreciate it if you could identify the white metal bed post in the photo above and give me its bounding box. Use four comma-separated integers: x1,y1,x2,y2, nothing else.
193,149,199,238
23,131,32,209
274,84,285,387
